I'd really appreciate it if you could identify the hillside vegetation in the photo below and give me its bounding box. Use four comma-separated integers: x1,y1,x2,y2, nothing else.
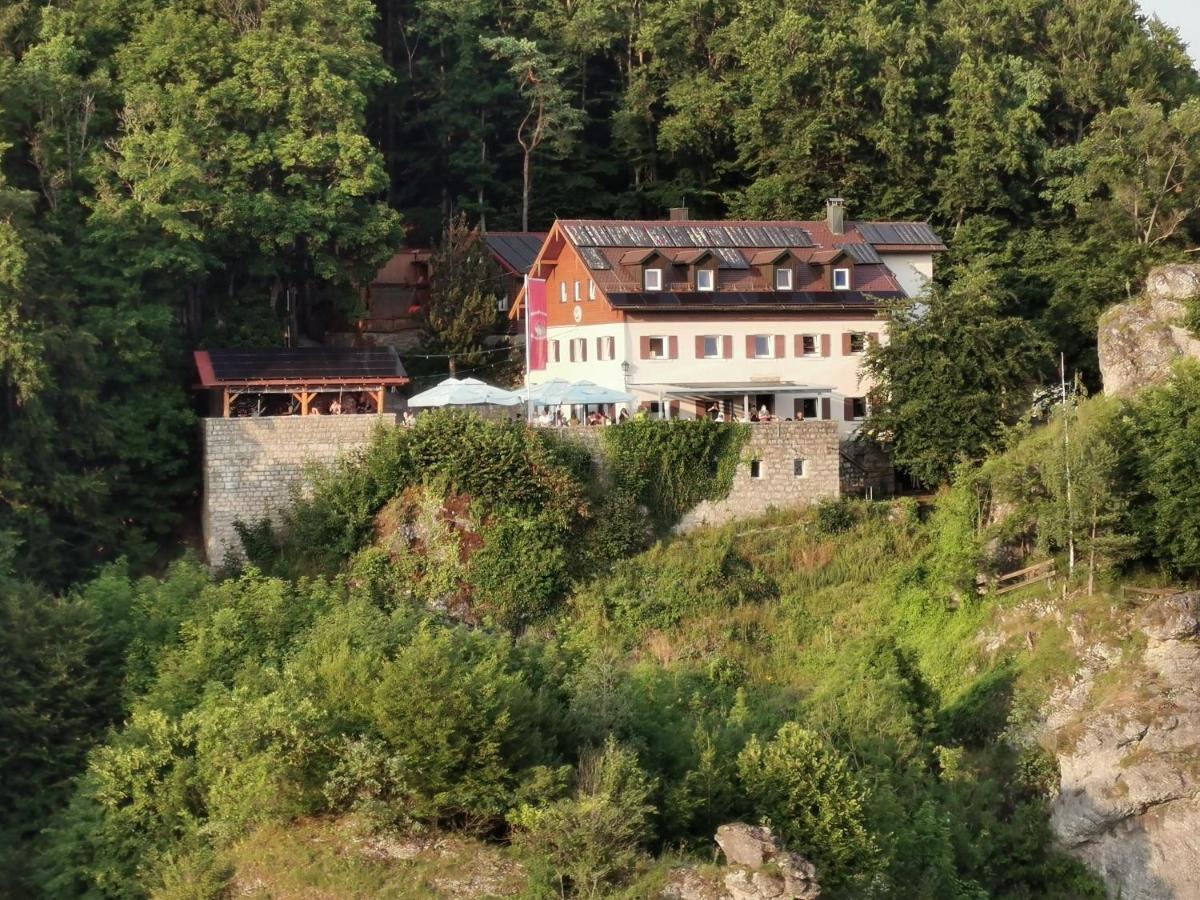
9,363,1200,899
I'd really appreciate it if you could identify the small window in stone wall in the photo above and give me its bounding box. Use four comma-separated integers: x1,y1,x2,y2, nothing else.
794,458,807,478
750,459,764,479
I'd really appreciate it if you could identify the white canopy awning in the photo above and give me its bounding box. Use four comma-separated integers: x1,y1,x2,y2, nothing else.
519,379,634,406
408,377,522,408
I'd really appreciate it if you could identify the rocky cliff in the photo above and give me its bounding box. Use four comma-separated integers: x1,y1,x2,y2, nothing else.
1098,264,1200,396
1040,592,1200,899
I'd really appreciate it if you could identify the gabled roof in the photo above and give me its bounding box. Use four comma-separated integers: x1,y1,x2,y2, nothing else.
195,348,409,389
485,232,547,275
620,247,667,265
508,213,941,317
674,248,715,265
807,248,847,265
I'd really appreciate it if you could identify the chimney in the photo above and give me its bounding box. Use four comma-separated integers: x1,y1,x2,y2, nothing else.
826,198,845,235
669,207,689,222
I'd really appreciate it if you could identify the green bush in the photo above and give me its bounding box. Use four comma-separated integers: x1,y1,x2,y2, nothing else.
511,737,656,897
736,723,879,889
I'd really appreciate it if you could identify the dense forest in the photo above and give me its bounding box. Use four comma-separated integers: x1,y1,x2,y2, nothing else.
3,1,1200,896
1,0,1199,585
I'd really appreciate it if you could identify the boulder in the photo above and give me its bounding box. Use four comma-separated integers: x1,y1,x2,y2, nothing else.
1145,264,1200,303
715,824,778,868
661,868,728,900
780,853,821,900
1138,591,1200,642
1098,264,1200,396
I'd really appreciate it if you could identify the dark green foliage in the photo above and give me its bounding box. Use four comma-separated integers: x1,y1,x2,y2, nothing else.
424,214,502,376
276,410,591,574
511,737,657,897
737,723,879,890
601,418,749,526
864,268,1052,485
1126,360,1200,574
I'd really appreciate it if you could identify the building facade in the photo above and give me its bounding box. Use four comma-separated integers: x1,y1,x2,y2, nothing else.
511,202,944,438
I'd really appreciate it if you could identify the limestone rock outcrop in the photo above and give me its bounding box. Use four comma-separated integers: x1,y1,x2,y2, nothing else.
1098,264,1200,397
1044,591,1200,899
662,824,820,900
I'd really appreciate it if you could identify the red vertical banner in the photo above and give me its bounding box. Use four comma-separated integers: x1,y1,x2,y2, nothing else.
527,278,548,371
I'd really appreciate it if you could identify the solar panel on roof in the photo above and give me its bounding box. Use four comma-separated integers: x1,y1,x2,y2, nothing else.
837,243,884,264
857,222,944,246
578,246,611,270
208,348,405,382
567,221,819,249
712,248,750,269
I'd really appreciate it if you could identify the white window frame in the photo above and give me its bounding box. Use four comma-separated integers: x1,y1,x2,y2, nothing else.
849,397,868,421
696,269,715,292
559,282,568,303
588,279,596,301
799,334,818,357
574,280,582,302
849,332,867,354
775,267,793,290
647,336,668,359
644,268,663,291
833,267,851,290
701,335,721,359
794,458,808,478
752,335,772,359
750,459,764,479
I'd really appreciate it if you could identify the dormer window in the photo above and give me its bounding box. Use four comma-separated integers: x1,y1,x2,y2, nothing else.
775,268,793,290
697,269,715,292
644,268,663,291
833,267,851,290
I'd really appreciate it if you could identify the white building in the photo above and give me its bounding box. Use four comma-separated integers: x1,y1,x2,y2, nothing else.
512,201,944,438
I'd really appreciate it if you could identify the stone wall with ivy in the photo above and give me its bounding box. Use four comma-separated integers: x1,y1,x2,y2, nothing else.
676,421,841,531
202,415,397,562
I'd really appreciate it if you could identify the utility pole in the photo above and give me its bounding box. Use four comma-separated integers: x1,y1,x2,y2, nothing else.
1062,352,1075,579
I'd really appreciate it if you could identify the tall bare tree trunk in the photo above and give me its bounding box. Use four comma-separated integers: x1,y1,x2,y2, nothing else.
522,149,531,232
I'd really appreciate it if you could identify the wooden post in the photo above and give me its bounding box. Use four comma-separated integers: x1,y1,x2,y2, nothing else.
294,391,314,415
376,387,385,415
222,388,231,418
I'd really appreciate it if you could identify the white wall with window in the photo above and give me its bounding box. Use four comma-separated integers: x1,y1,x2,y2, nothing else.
618,317,884,436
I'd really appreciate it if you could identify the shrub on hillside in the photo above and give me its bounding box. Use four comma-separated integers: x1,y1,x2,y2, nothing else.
511,736,656,897
737,723,879,889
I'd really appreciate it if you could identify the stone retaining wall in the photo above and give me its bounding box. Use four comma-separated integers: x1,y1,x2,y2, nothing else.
677,421,841,531
202,415,396,562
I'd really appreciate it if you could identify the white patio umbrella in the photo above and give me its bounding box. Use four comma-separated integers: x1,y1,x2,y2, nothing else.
407,377,521,407
518,379,634,406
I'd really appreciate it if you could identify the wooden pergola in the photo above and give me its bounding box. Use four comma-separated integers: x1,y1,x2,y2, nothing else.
194,348,410,417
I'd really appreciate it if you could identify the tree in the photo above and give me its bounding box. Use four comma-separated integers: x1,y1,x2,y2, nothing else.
482,36,583,231
1128,360,1200,575
737,722,879,890
424,214,502,377
863,266,1050,485
511,736,656,897
1050,97,1200,248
